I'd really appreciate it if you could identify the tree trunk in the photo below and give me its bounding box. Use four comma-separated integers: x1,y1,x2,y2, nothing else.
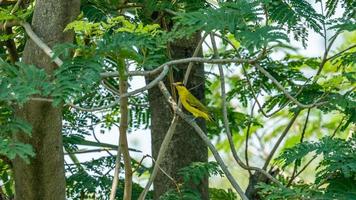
147,32,208,199
13,1,80,199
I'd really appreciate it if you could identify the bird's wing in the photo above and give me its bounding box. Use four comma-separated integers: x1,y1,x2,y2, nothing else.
185,92,209,113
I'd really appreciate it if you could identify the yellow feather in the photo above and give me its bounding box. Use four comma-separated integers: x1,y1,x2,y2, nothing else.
173,82,212,121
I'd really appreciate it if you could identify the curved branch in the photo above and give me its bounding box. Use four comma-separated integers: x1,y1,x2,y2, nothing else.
20,21,63,66
210,34,281,186
254,64,327,109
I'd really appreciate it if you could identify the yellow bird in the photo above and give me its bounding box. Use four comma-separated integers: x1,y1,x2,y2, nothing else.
173,82,213,121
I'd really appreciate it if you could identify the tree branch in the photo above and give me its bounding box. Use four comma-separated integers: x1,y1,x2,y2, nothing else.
245,101,256,176
254,64,327,108
20,21,63,66
158,81,249,200
210,34,281,186
138,115,179,200
289,116,346,182
287,108,311,187
118,60,132,200
138,33,207,200
326,44,356,61
64,148,116,155
262,111,301,170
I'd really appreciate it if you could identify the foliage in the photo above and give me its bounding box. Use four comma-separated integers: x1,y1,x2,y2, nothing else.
277,135,356,183
1,0,356,199
66,155,152,200
178,162,223,186
258,135,356,199
174,1,289,51
209,188,237,200
160,162,228,200
0,159,14,198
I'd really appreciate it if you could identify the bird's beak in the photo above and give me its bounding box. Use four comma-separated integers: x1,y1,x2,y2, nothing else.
173,82,184,86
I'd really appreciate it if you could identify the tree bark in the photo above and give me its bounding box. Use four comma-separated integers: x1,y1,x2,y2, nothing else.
13,1,80,200
147,33,208,199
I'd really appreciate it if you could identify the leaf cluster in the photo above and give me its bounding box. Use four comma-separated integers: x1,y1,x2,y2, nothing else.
258,135,356,199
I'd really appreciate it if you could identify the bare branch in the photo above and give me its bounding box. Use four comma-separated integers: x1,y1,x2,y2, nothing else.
10,0,22,14
20,21,63,66
101,80,120,96
138,115,179,200
254,64,327,108
262,111,301,170
210,34,282,186
101,70,160,78
288,108,311,187
138,33,207,200
326,44,356,61
158,81,249,200
245,101,256,176
64,148,116,155
110,60,133,200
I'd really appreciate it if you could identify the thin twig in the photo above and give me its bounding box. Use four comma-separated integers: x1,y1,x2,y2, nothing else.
137,115,179,200
132,155,149,174
287,108,311,186
245,101,257,176
314,7,339,80
254,64,327,108
262,111,301,170
10,0,22,14
158,81,249,200
101,80,120,96
100,69,163,78
241,64,292,118
210,34,282,186
326,44,356,61
292,155,317,179
64,148,116,155
147,155,181,195
92,128,113,156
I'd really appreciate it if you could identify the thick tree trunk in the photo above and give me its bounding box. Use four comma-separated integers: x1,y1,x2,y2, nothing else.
147,33,208,199
13,1,80,200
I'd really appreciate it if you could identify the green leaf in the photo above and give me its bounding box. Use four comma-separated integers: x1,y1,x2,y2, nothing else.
178,162,223,185
0,138,35,163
